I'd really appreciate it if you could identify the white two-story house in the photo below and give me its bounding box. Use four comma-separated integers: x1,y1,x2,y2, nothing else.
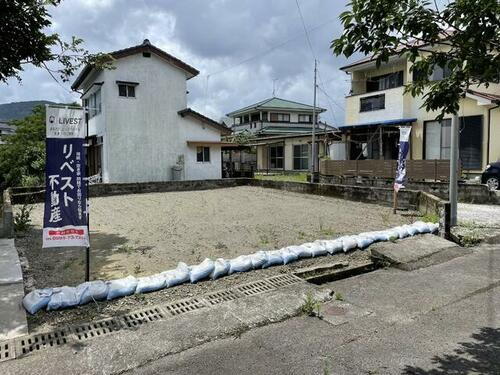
340,52,500,175
71,39,231,183
226,97,338,172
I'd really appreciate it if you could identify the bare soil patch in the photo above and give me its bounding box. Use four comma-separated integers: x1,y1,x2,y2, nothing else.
15,186,416,331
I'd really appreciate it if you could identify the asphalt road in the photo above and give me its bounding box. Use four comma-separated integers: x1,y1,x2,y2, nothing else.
133,243,500,375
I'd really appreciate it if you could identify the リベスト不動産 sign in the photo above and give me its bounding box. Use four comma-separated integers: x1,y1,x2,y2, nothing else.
43,106,89,248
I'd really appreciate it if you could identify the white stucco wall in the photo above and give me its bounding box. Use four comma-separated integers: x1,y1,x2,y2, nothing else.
180,116,222,180
79,52,223,182
345,86,407,126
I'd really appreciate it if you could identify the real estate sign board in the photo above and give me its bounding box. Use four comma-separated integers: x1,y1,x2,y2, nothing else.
42,106,89,248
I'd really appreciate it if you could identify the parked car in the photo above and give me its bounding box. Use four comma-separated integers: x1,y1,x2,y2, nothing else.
481,162,500,191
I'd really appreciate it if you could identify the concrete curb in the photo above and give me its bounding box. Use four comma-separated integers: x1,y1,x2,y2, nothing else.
0,239,28,341
0,278,332,374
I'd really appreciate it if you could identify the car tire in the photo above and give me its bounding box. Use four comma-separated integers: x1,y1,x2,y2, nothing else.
486,177,499,191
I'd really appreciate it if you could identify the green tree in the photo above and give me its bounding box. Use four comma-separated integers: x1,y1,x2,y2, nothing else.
331,0,500,117
0,0,111,83
0,105,46,188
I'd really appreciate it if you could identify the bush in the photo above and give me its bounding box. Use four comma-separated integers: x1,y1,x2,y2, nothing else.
14,203,33,232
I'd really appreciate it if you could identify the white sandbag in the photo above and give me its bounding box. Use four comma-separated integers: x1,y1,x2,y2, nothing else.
106,276,138,300
135,274,167,293
280,248,299,264
287,245,313,259
162,262,191,287
190,258,215,283
376,229,400,241
47,286,80,311
340,236,358,252
393,226,410,239
262,250,283,268
229,255,253,274
249,251,268,269
353,235,373,249
317,239,344,254
366,231,389,242
23,288,53,315
428,222,439,233
210,258,230,280
78,280,108,304
302,242,328,257
403,224,419,236
413,221,431,234
358,232,377,241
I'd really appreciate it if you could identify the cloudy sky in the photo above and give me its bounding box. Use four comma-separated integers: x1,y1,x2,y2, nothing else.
0,0,356,125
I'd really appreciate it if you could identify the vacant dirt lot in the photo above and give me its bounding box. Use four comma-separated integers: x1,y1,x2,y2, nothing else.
17,186,412,290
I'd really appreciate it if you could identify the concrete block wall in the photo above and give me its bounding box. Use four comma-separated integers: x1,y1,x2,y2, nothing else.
319,175,499,205
6,178,450,236
0,189,14,238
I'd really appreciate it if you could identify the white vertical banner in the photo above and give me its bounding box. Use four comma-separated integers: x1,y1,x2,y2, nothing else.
394,126,412,193
43,106,89,248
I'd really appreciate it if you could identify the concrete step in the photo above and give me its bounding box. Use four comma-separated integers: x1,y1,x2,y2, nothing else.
0,238,27,340
370,234,473,271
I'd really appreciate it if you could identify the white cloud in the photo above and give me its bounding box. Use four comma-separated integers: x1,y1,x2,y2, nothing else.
1,0,352,125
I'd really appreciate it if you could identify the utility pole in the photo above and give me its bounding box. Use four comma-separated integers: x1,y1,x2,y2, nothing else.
311,60,317,183
449,113,459,226
272,78,278,97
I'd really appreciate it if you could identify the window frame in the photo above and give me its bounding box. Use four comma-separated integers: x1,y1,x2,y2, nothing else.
269,144,284,169
423,119,452,160
359,94,385,112
366,71,404,93
293,144,309,170
298,114,312,123
117,81,138,98
270,113,290,123
84,88,102,119
196,146,211,163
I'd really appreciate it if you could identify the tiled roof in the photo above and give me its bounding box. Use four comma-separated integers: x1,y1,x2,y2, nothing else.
71,39,199,90
467,89,500,103
226,97,326,116
178,108,232,135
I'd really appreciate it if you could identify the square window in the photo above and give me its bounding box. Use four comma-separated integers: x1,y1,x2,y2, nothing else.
196,146,210,162
127,85,135,97
118,84,127,97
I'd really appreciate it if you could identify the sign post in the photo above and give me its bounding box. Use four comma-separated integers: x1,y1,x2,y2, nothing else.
393,126,412,214
43,105,90,279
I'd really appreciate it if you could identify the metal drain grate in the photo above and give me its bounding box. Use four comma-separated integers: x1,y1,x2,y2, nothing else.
0,341,13,362
266,274,302,288
163,298,205,316
235,280,275,296
73,318,123,340
204,289,240,306
121,307,165,328
16,329,69,356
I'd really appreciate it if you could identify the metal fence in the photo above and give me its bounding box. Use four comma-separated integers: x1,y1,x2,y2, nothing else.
319,159,458,181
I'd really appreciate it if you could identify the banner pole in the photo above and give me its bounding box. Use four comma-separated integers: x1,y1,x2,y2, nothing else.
85,107,90,282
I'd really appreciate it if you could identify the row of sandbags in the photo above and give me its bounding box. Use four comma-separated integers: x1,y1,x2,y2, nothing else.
22,221,438,314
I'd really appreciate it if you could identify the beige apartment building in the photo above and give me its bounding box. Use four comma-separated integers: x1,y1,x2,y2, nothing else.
339,51,500,176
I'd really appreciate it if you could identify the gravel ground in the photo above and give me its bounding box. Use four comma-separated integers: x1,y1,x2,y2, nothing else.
458,203,500,227
453,203,500,246
15,186,415,331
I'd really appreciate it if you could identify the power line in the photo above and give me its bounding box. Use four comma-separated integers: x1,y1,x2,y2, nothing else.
202,18,335,78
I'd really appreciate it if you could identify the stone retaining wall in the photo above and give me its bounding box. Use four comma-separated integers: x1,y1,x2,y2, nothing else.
249,179,420,210
319,175,499,205
0,189,14,238
5,178,450,237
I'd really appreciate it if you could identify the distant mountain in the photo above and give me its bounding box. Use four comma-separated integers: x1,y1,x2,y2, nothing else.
0,100,58,122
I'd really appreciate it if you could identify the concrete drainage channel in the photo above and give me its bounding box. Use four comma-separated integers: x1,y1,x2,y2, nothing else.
293,260,379,285
0,273,302,363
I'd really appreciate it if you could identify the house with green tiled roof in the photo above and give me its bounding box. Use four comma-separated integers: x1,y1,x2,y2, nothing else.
225,97,340,172
226,97,331,136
